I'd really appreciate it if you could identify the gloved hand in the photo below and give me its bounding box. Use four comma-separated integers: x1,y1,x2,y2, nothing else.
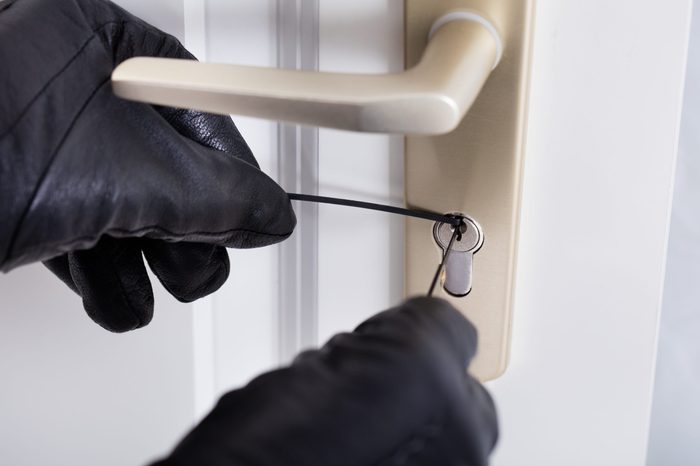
151,297,499,466
0,0,295,331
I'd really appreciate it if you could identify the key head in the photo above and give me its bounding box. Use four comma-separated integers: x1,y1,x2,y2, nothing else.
433,216,484,253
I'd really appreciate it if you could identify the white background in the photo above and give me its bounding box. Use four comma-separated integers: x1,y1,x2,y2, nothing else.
0,1,695,465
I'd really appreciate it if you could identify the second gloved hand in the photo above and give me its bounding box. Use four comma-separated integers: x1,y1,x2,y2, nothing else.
0,0,296,331
152,298,499,466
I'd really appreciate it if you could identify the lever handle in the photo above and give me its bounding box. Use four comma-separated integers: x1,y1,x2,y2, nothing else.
112,12,501,135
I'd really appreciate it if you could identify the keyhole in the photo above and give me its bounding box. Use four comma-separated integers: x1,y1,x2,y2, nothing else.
452,220,467,240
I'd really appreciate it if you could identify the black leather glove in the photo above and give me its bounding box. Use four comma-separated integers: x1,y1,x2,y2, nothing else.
0,0,295,331
151,297,499,466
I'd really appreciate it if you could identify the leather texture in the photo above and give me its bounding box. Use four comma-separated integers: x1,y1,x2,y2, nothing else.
151,297,499,466
0,0,296,331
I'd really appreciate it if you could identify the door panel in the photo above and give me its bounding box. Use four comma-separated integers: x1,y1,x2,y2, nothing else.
0,265,196,466
487,1,691,465
316,0,405,343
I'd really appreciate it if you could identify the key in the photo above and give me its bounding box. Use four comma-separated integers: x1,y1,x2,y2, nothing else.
432,215,484,297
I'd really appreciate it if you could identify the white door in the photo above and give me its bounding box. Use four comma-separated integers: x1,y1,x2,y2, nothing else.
0,1,694,466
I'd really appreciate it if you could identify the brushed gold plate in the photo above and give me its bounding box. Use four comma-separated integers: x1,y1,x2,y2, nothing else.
405,0,534,380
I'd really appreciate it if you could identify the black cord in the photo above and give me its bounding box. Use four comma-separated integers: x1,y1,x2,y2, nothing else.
288,192,465,296
288,193,462,227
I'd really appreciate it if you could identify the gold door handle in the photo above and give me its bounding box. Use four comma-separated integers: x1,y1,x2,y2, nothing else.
111,11,501,135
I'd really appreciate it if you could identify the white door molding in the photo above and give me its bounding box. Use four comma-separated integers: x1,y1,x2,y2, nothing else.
183,0,217,422
276,0,321,364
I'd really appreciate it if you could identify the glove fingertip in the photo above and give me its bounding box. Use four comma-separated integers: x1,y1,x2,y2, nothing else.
68,237,154,333
405,296,479,362
356,297,478,367
143,242,230,303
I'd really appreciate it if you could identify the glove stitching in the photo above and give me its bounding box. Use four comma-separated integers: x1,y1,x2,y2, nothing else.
103,243,149,330
2,20,164,265
92,224,292,242
37,226,292,258
0,20,141,143
0,36,97,142
2,78,111,267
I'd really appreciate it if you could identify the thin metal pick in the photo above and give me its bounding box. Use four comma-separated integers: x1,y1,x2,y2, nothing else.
427,222,463,297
